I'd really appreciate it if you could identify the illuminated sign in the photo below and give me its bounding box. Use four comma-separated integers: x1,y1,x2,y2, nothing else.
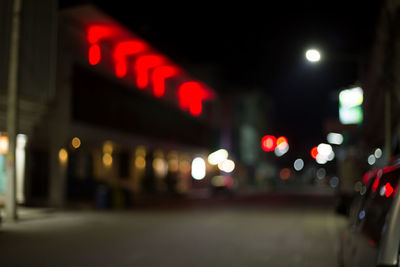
86,25,215,116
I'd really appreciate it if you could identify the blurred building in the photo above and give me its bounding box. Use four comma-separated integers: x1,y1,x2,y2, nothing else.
1,4,220,209
361,0,400,163
231,90,275,190
0,0,57,206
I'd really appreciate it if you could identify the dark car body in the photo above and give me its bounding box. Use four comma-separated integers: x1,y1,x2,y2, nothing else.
340,162,400,267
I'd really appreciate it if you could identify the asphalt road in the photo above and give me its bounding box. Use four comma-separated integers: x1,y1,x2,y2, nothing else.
0,195,346,267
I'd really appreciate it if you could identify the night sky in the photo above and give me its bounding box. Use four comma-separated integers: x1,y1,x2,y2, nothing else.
60,1,382,157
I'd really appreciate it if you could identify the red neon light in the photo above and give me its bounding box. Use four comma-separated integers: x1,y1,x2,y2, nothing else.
88,44,101,65
87,26,113,44
177,81,208,116
134,55,165,89
86,25,216,117
113,41,147,78
261,135,277,152
87,26,115,65
311,146,318,159
372,177,380,192
151,65,179,97
385,183,394,197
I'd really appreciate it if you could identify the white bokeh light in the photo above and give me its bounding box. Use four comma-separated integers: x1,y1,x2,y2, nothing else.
294,158,304,171
192,157,206,180
305,49,321,62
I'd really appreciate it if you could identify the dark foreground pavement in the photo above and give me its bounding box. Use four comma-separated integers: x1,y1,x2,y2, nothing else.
0,193,346,267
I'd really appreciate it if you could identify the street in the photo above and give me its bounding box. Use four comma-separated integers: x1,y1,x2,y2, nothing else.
0,194,346,267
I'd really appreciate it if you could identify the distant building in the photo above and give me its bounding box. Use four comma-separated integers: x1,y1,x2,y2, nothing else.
0,4,220,208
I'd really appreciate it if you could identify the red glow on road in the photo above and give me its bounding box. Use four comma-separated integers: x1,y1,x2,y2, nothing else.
134,55,165,89
372,177,380,192
151,65,179,97
385,183,394,197
177,81,207,116
261,135,276,152
311,146,318,159
88,44,101,65
113,41,147,77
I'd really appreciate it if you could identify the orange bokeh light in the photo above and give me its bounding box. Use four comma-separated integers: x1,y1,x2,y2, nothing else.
311,146,318,159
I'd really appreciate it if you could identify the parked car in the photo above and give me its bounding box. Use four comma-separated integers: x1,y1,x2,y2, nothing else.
340,161,400,267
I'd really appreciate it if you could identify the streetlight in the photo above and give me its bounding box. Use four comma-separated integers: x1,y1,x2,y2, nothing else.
305,49,321,63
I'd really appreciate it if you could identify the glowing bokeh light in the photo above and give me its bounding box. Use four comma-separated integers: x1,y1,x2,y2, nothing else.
368,154,376,165
191,157,206,180
135,156,146,169
87,25,112,44
316,154,328,164
113,41,147,78
87,25,114,65
317,143,332,157
385,183,394,198
276,136,288,147
372,177,380,192
151,65,179,97
293,158,304,171
71,137,81,149
374,148,382,159
274,142,289,157
311,146,318,159
208,149,228,165
177,81,208,116
103,141,114,154
102,153,113,167
339,87,363,108
153,158,168,178
0,136,9,154
305,49,321,62
261,135,276,152
88,44,101,65
58,148,68,164
327,132,343,145
134,54,165,89
218,159,235,173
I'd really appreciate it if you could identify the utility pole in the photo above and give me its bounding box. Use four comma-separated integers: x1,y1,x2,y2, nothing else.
6,0,22,222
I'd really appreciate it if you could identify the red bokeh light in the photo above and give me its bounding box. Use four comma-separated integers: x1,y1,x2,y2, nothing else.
177,81,207,116
276,136,288,146
113,41,147,78
261,135,276,152
372,177,380,192
87,25,115,65
385,183,394,198
88,44,101,65
280,168,291,180
311,146,318,159
87,25,113,44
151,65,179,97
134,54,165,89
